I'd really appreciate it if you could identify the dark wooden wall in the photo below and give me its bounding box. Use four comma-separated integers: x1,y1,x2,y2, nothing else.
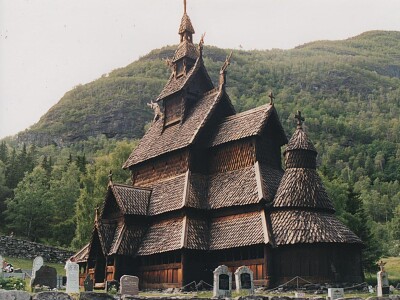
271,244,363,285
131,150,189,187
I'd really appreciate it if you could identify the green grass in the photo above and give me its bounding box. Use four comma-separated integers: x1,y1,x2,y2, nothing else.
3,256,66,276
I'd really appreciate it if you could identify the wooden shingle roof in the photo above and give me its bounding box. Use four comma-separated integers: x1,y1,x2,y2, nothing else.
186,218,209,250
285,127,317,153
156,56,201,101
208,103,274,147
137,218,184,255
109,223,147,256
110,184,151,215
207,166,259,209
71,243,89,263
178,12,195,34
273,168,335,211
96,222,118,256
270,210,362,245
209,211,270,250
147,174,186,215
172,40,199,62
123,87,223,168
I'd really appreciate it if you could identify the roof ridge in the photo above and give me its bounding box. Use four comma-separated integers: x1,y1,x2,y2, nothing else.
112,182,152,191
221,103,271,122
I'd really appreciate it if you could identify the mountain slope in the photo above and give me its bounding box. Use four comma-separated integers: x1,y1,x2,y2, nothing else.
17,30,400,151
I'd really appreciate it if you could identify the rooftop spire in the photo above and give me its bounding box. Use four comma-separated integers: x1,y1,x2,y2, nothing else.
184,0,187,14
295,110,305,129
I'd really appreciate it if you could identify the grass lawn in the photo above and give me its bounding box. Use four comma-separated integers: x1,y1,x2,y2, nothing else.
3,256,66,276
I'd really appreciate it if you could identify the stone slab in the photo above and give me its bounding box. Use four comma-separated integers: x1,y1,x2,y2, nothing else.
32,291,73,300
31,265,57,289
79,292,115,300
120,275,139,296
0,290,31,300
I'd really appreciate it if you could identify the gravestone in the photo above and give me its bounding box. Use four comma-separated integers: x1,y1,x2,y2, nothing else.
31,265,57,289
120,275,139,296
213,265,232,298
295,292,306,298
377,260,389,297
328,288,344,300
30,256,44,286
66,262,80,293
234,266,254,294
84,274,94,291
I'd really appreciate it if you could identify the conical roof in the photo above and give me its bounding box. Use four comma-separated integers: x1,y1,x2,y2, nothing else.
285,127,317,153
179,12,195,34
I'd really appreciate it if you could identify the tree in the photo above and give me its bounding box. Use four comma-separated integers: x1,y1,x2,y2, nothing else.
341,187,382,273
48,163,81,247
4,166,54,241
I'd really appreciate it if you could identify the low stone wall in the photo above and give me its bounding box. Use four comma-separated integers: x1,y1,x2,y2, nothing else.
0,235,74,263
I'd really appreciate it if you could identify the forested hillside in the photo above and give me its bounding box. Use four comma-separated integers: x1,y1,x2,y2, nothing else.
1,31,399,270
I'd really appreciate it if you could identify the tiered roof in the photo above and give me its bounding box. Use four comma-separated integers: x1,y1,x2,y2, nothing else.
270,112,362,245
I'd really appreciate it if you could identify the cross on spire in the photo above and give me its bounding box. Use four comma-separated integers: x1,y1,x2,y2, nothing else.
268,91,275,105
295,110,305,128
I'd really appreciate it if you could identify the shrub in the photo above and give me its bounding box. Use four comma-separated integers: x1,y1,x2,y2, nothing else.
0,277,26,290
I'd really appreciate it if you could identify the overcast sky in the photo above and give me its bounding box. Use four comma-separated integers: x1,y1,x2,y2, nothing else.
1,0,400,139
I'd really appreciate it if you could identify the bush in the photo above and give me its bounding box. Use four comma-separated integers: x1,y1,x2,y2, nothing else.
0,277,26,290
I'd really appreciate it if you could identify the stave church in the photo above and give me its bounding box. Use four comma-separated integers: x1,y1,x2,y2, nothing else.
72,1,363,289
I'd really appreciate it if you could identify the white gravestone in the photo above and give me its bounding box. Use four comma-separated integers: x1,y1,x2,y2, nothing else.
120,275,139,297
30,256,44,286
328,288,344,300
213,265,232,298
377,260,390,297
234,266,254,294
66,262,80,293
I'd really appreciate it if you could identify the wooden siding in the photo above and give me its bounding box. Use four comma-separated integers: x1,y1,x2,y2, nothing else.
164,95,182,126
271,244,363,285
132,150,189,187
209,139,256,173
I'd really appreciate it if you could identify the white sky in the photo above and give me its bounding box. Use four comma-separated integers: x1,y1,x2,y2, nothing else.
1,0,400,139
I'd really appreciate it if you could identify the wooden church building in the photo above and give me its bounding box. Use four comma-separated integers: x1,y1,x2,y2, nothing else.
73,2,363,289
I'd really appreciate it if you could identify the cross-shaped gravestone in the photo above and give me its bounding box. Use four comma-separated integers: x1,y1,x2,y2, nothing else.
295,110,305,127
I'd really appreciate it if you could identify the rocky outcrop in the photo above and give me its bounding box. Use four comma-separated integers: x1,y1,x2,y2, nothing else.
0,235,73,263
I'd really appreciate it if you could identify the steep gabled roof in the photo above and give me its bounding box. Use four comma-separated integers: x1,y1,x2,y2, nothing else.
96,222,118,256
109,223,147,256
109,183,151,215
208,104,287,147
123,87,223,168
270,210,362,245
172,40,199,62
156,56,202,101
71,243,90,263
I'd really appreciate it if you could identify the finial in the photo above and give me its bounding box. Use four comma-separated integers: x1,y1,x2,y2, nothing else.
95,206,99,223
268,91,275,105
377,260,386,272
184,0,187,14
108,170,113,184
295,110,305,128
198,32,206,54
219,51,233,88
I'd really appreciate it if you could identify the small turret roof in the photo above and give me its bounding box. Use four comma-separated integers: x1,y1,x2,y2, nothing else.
285,127,317,153
179,12,195,34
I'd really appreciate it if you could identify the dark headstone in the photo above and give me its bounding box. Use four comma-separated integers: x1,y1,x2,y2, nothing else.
84,274,94,291
219,274,229,290
32,291,73,300
79,292,115,300
31,266,57,289
241,272,251,289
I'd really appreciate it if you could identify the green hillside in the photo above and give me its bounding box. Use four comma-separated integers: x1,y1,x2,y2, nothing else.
1,31,399,270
